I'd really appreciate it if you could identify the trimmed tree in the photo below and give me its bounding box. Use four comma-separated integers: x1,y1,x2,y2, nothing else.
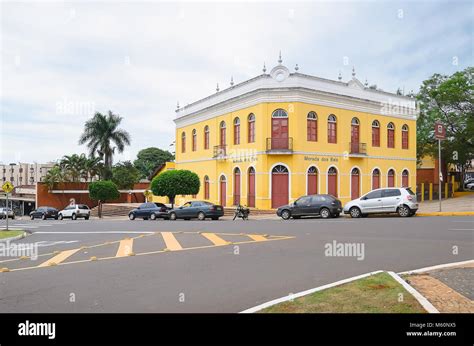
111,161,141,189
150,170,200,208
89,180,120,218
134,147,175,179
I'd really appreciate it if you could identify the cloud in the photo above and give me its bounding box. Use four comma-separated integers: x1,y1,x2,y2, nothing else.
1,1,472,163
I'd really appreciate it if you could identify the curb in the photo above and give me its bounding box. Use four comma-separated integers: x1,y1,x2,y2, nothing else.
240,270,383,313
397,259,474,275
387,271,439,313
416,212,474,216
0,231,27,243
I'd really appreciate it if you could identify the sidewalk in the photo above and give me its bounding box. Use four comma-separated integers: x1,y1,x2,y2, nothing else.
417,193,474,216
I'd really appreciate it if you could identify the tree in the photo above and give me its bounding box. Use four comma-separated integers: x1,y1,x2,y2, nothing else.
417,67,474,188
59,154,87,182
88,181,120,218
150,170,200,208
111,161,141,189
78,111,131,168
43,166,65,192
134,147,175,179
83,156,103,182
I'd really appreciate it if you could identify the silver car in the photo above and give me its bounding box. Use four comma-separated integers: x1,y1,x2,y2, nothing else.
0,207,15,219
58,204,91,220
344,187,418,218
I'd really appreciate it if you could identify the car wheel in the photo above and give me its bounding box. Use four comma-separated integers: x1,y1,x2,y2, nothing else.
281,209,291,220
30,215,34,220
197,212,206,221
71,213,77,220
59,214,64,220
169,212,177,221
320,207,331,219
42,214,46,220
349,207,361,218
150,213,157,220
129,213,135,220
85,216,90,220
398,205,410,217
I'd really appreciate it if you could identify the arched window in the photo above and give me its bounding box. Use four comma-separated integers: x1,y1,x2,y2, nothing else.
272,109,288,118
248,167,256,207
307,112,318,142
192,129,197,151
402,124,409,149
387,122,395,148
219,175,227,207
272,165,289,173
372,120,380,147
351,117,360,125
372,168,380,189
351,167,360,200
387,169,395,187
204,125,210,150
220,121,226,147
233,117,240,145
181,132,186,153
248,114,255,143
204,176,210,199
402,169,409,187
328,115,337,143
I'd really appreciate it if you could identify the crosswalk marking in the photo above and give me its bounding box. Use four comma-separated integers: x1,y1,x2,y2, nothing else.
161,232,183,251
201,233,229,246
38,248,81,267
116,238,134,257
247,234,267,242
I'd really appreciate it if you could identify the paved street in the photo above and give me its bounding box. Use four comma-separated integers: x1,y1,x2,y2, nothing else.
0,216,472,312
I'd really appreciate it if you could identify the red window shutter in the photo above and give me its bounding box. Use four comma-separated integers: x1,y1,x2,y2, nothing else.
234,124,240,145
388,129,394,148
402,131,408,149
372,127,380,147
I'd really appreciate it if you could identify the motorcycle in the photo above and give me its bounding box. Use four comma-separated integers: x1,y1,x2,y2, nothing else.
233,204,250,220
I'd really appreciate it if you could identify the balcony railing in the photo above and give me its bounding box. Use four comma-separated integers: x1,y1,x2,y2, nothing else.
349,142,367,155
266,137,293,152
213,145,227,159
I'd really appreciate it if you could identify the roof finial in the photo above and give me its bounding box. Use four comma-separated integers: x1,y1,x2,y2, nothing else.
263,62,267,73
176,101,180,110
352,66,356,78
278,50,282,64
230,76,234,86
216,83,219,92
295,63,299,71
338,71,342,81
364,78,368,87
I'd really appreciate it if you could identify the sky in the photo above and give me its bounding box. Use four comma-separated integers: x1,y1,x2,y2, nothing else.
0,0,472,164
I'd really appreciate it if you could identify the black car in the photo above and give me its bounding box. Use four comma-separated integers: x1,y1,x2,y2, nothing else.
128,202,170,220
276,194,342,220
30,207,59,220
168,201,224,221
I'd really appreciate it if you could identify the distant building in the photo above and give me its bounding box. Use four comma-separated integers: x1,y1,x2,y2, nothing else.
0,162,55,187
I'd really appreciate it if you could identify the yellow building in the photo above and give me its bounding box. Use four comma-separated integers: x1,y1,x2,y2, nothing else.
171,60,418,209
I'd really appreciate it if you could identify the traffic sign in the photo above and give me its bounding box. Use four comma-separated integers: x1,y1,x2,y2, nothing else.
434,121,446,140
2,181,14,193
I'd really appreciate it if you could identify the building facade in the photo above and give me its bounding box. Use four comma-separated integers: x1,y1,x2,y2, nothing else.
0,162,55,187
172,61,417,209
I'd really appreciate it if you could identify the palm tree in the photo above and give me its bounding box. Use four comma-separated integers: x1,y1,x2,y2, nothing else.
43,166,66,191
83,156,102,182
59,154,86,182
79,111,131,168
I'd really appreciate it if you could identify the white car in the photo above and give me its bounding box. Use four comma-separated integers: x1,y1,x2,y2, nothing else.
58,204,91,220
0,207,15,219
466,182,474,190
343,187,418,218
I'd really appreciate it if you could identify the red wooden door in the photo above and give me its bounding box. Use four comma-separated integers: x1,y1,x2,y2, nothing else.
307,168,318,195
402,171,409,187
372,170,380,189
220,127,226,146
220,179,226,206
351,169,360,200
204,180,209,199
388,170,395,187
271,166,289,208
271,118,288,149
351,124,360,153
233,170,240,205
328,168,337,197
248,168,255,207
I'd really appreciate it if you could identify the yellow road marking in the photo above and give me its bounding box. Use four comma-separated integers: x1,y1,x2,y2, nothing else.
38,248,81,267
161,232,183,251
247,234,268,242
116,238,134,257
201,233,229,246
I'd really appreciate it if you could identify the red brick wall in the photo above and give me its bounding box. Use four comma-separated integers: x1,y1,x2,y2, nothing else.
36,182,150,210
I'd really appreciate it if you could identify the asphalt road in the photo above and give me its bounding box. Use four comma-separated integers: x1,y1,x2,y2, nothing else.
0,216,472,312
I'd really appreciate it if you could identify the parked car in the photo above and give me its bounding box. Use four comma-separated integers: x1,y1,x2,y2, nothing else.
344,187,418,218
466,182,474,191
276,194,342,220
58,204,90,220
463,178,474,189
30,207,59,220
0,207,15,219
128,202,171,220
168,201,224,221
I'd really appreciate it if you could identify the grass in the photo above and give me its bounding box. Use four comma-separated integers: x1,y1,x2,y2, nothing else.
0,230,24,239
261,272,426,313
